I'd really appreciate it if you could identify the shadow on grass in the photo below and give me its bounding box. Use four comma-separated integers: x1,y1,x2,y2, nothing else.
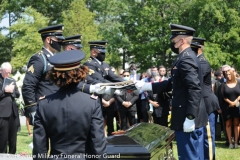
215,140,228,148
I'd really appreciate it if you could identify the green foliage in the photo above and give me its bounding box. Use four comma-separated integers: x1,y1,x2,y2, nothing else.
20,0,73,25
1,0,23,24
0,0,240,71
86,0,131,69
62,0,100,60
122,0,180,72
179,0,240,70
0,33,12,65
10,7,49,69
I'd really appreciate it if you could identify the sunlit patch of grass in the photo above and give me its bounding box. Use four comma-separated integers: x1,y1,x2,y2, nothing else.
17,126,33,155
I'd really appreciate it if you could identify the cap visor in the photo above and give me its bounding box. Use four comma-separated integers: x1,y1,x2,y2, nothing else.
170,35,177,40
55,36,65,40
98,49,106,53
73,44,83,48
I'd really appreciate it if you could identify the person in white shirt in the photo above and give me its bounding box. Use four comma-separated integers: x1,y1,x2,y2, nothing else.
129,64,140,82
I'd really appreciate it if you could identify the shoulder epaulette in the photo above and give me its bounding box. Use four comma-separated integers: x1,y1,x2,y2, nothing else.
199,55,206,61
88,57,92,62
35,50,43,56
182,51,189,57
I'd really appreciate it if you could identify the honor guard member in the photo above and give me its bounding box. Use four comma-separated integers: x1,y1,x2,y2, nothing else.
62,35,108,95
191,38,220,160
84,41,123,83
135,24,208,160
62,34,83,51
33,50,107,160
22,24,65,125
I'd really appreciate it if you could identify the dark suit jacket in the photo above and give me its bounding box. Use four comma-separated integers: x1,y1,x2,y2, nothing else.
84,57,123,83
152,47,208,130
150,77,170,118
33,85,107,160
115,90,139,112
0,74,20,117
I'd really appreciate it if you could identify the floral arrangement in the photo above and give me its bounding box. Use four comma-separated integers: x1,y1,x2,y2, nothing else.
12,71,26,115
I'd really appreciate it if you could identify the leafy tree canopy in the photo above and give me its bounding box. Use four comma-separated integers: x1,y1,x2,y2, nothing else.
10,7,49,69
62,0,100,60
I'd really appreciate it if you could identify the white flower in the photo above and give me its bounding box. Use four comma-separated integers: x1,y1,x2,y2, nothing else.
13,71,26,109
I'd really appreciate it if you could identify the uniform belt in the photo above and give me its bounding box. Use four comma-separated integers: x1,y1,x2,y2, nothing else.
25,102,37,107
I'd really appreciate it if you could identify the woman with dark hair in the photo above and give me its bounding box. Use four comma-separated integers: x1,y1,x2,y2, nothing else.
33,50,107,160
221,69,240,149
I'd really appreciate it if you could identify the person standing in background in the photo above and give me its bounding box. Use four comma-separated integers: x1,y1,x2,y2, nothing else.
158,65,167,82
129,64,140,82
221,69,240,149
115,70,139,130
0,62,20,154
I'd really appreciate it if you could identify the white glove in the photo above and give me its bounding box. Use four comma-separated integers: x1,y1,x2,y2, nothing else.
31,112,36,125
89,84,105,94
149,103,153,114
103,86,113,95
114,89,123,95
28,142,33,149
135,80,152,91
183,117,195,132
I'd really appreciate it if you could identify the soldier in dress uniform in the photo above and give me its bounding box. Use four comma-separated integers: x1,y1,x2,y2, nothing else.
22,24,65,125
83,41,123,136
191,38,220,160
84,41,123,83
33,50,107,160
62,34,83,51
135,24,208,160
62,36,108,95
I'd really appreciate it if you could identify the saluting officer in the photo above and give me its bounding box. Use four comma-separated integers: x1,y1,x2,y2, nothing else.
84,41,123,83
135,24,208,160
62,35,108,94
33,50,107,159
191,38,220,160
22,24,64,124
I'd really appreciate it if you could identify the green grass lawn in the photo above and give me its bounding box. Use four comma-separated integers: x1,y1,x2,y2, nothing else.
16,126,33,155
17,126,240,159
